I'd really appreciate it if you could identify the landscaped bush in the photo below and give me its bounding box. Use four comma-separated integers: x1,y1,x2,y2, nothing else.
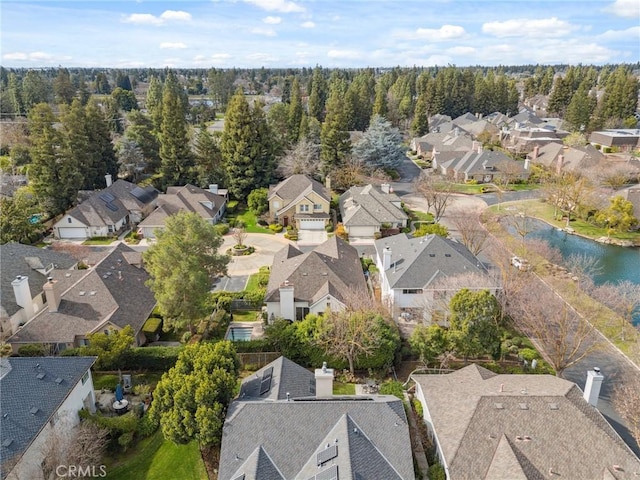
142,317,163,337
325,223,334,232
269,223,283,232
80,409,139,453
519,348,539,362
428,464,446,480
412,398,424,418
378,380,405,400
17,343,46,357
121,346,183,371
226,200,238,213
213,223,230,235
231,338,276,353
241,288,266,308
465,179,478,184
335,223,348,241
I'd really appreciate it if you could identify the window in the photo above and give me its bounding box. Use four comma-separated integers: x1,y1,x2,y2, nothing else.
67,217,72,223
273,201,280,208
81,371,89,385
108,225,114,233
296,307,310,321
300,204,309,212
402,289,423,294
313,203,322,210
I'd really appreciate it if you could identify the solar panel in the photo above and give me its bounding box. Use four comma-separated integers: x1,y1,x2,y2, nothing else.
105,202,119,212
317,445,338,466
316,465,338,480
259,376,272,395
262,366,273,380
99,192,116,203
130,186,153,203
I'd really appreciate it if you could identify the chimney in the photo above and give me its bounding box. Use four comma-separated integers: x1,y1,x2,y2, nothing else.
532,145,540,160
279,281,295,321
105,174,112,187
380,183,390,194
209,184,218,194
556,154,564,175
315,361,334,397
43,277,61,313
11,276,34,320
524,157,530,170
583,367,604,407
382,247,392,271
325,176,331,192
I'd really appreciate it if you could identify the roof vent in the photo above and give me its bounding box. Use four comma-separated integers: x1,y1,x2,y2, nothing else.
524,435,532,441
30,407,39,415
89,291,96,296
79,291,86,296
55,377,63,384
549,403,559,410
36,373,45,380
519,403,528,410
2,439,13,448
444,253,451,257
494,403,504,410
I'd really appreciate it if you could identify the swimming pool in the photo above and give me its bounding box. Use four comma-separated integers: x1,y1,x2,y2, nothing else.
225,327,253,341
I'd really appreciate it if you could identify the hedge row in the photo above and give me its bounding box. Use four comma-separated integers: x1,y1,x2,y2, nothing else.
63,346,182,372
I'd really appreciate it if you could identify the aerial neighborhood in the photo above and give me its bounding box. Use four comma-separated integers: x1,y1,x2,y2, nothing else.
1,2,640,478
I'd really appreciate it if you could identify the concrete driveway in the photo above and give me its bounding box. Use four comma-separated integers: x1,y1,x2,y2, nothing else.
220,233,292,275
296,229,327,245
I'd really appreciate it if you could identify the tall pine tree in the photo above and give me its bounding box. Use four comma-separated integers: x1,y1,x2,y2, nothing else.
320,77,351,176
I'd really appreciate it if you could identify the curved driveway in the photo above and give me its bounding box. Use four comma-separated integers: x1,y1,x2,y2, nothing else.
220,232,292,275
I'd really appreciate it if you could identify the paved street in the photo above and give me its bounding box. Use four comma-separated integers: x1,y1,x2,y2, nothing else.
220,232,291,275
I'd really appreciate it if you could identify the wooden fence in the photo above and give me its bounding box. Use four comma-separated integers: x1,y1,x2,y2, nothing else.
237,352,281,369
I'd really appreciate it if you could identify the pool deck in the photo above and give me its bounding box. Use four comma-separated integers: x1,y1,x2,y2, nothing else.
225,321,264,341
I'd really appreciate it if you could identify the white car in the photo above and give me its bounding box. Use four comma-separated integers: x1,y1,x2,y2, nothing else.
511,256,531,271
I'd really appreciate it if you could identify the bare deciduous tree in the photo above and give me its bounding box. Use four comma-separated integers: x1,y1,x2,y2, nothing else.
523,238,563,267
449,214,489,256
414,173,454,222
232,227,247,247
564,253,602,293
276,138,320,178
497,159,523,187
506,210,533,252
611,372,640,448
508,280,602,376
591,281,640,342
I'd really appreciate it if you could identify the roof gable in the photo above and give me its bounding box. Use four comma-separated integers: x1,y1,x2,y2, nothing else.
340,185,407,227
239,356,315,401
269,175,330,204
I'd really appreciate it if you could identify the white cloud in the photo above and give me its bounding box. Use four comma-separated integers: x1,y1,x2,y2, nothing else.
160,10,192,21
263,16,282,24
605,0,640,18
413,25,466,41
194,54,206,61
160,42,188,49
446,46,476,55
327,49,361,59
482,17,576,38
424,54,453,66
301,21,315,28
250,27,277,36
597,26,640,41
212,53,232,59
2,51,68,62
122,10,191,26
3,52,28,60
246,52,279,63
244,0,305,13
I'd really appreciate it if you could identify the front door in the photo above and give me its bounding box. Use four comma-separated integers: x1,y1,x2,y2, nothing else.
283,216,289,227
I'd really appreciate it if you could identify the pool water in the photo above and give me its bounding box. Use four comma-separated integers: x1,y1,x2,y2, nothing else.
226,327,253,341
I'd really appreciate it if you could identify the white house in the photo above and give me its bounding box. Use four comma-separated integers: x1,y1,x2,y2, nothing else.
1,357,97,480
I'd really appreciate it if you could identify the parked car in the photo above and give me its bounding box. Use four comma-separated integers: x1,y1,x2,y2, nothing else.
511,256,531,271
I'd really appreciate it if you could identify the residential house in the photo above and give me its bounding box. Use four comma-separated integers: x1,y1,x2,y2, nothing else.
268,175,331,231
438,147,529,184
523,93,549,116
137,184,227,239
1,243,76,337
616,183,640,221
505,126,568,154
374,234,494,321
7,244,156,353
528,143,605,174
53,176,158,240
412,364,640,479
339,184,408,242
1,356,97,480
265,237,367,321
589,129,640,152
410,130,474,160
218,356,415,480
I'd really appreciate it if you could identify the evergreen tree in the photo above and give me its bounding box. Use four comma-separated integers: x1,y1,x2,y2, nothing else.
250,99,276,187
85,99,118,188
5,73,24,116
287,78,303,143
207,68,235,109
60,99,93,189
76,74,91,106
540,67,555,95
21,71,50,112
601,66,639,122
308,66,327,122
320,78,351,176
53,68,75,105
353,115,404,170
102,96,124,134
94,72,111,94
565,82,596,131
111,87,138,112
146,76,164,134
125,110,161,172
159,71,193,188
28,103,80,215
548,76,574,117
372,79,388,118
115,72,133,91
194,124,224,186
411,92,429,137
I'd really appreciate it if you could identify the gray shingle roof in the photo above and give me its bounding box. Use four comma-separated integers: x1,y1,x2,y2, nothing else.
446,150,524,178
0,243,76,318
340,185,407,227
265,237,366,306
239,357,315,401
219,397,414,480
8,244,156,344
413,364,640,480
375,234,487,289
268,175,330,206
0,356,96,477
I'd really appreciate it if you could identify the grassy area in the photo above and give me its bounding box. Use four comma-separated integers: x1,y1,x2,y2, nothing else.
231,310,261,322
333,382,356,395
92,372,165,391
407,209,434,223
104,431,207,480
82,236,116,245
505,183,541,191
450,184,485,194
228,208,273,234
245,267,270,292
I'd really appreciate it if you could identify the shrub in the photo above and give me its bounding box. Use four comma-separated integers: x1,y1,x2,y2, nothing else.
269,223,283,232
214,223,230,235
226,200,238,213
17,343,46,357
378,380,404,400
181,331,192,344
465,179,478,184
136,414,159,438
519,348,539,362
231,338,276,353
325,223,334,232
142,317,162,337
429,464,446,480
413,398,424,418
335,223,348,241
121,346,182,371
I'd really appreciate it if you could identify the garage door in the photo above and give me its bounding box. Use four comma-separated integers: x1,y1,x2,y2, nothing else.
58,227,87,239
349,226,375,238
299,219,325,230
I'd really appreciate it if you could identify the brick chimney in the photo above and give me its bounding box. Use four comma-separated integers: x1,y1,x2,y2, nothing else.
315,361,334,397
382,247,392,271
279,281,295,321
11,275,34,320
43,277,62,313
583,367,604,407
209,184,218,194
325,176,331,192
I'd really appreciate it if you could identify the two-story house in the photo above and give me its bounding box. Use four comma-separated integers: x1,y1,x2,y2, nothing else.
268,175,331,231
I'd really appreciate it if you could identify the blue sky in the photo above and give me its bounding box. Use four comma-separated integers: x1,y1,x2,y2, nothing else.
1,0,639,68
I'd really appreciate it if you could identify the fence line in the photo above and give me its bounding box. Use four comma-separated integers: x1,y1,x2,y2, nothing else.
237,352,281,369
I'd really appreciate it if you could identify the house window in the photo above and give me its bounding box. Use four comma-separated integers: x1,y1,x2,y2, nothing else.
313,204,322,210
402,289,423,294
108,225,114,233
67,217,72,223
81,371,89,385
104,329,110,335
296,307,310,321
273,201,280,208
300,204,309,212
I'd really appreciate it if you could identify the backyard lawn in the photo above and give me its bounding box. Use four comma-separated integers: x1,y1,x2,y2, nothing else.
82,236,116,245
231,310,261,322
333,382,356,395
105,431,207,480
228,208,272,234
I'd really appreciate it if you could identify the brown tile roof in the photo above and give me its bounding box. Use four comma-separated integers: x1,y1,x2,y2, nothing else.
413,365,640,479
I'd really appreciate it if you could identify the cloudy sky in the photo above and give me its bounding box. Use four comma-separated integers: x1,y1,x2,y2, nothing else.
1,0,639,68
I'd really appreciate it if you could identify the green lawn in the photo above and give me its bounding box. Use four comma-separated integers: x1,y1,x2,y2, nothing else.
333,382,356,395
408,209,434,223
450,184,485,194
104,431,207,480
228,208,273,234
92,372,165,391
245,268,270,292
82,236,116,245
231,310,261,322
